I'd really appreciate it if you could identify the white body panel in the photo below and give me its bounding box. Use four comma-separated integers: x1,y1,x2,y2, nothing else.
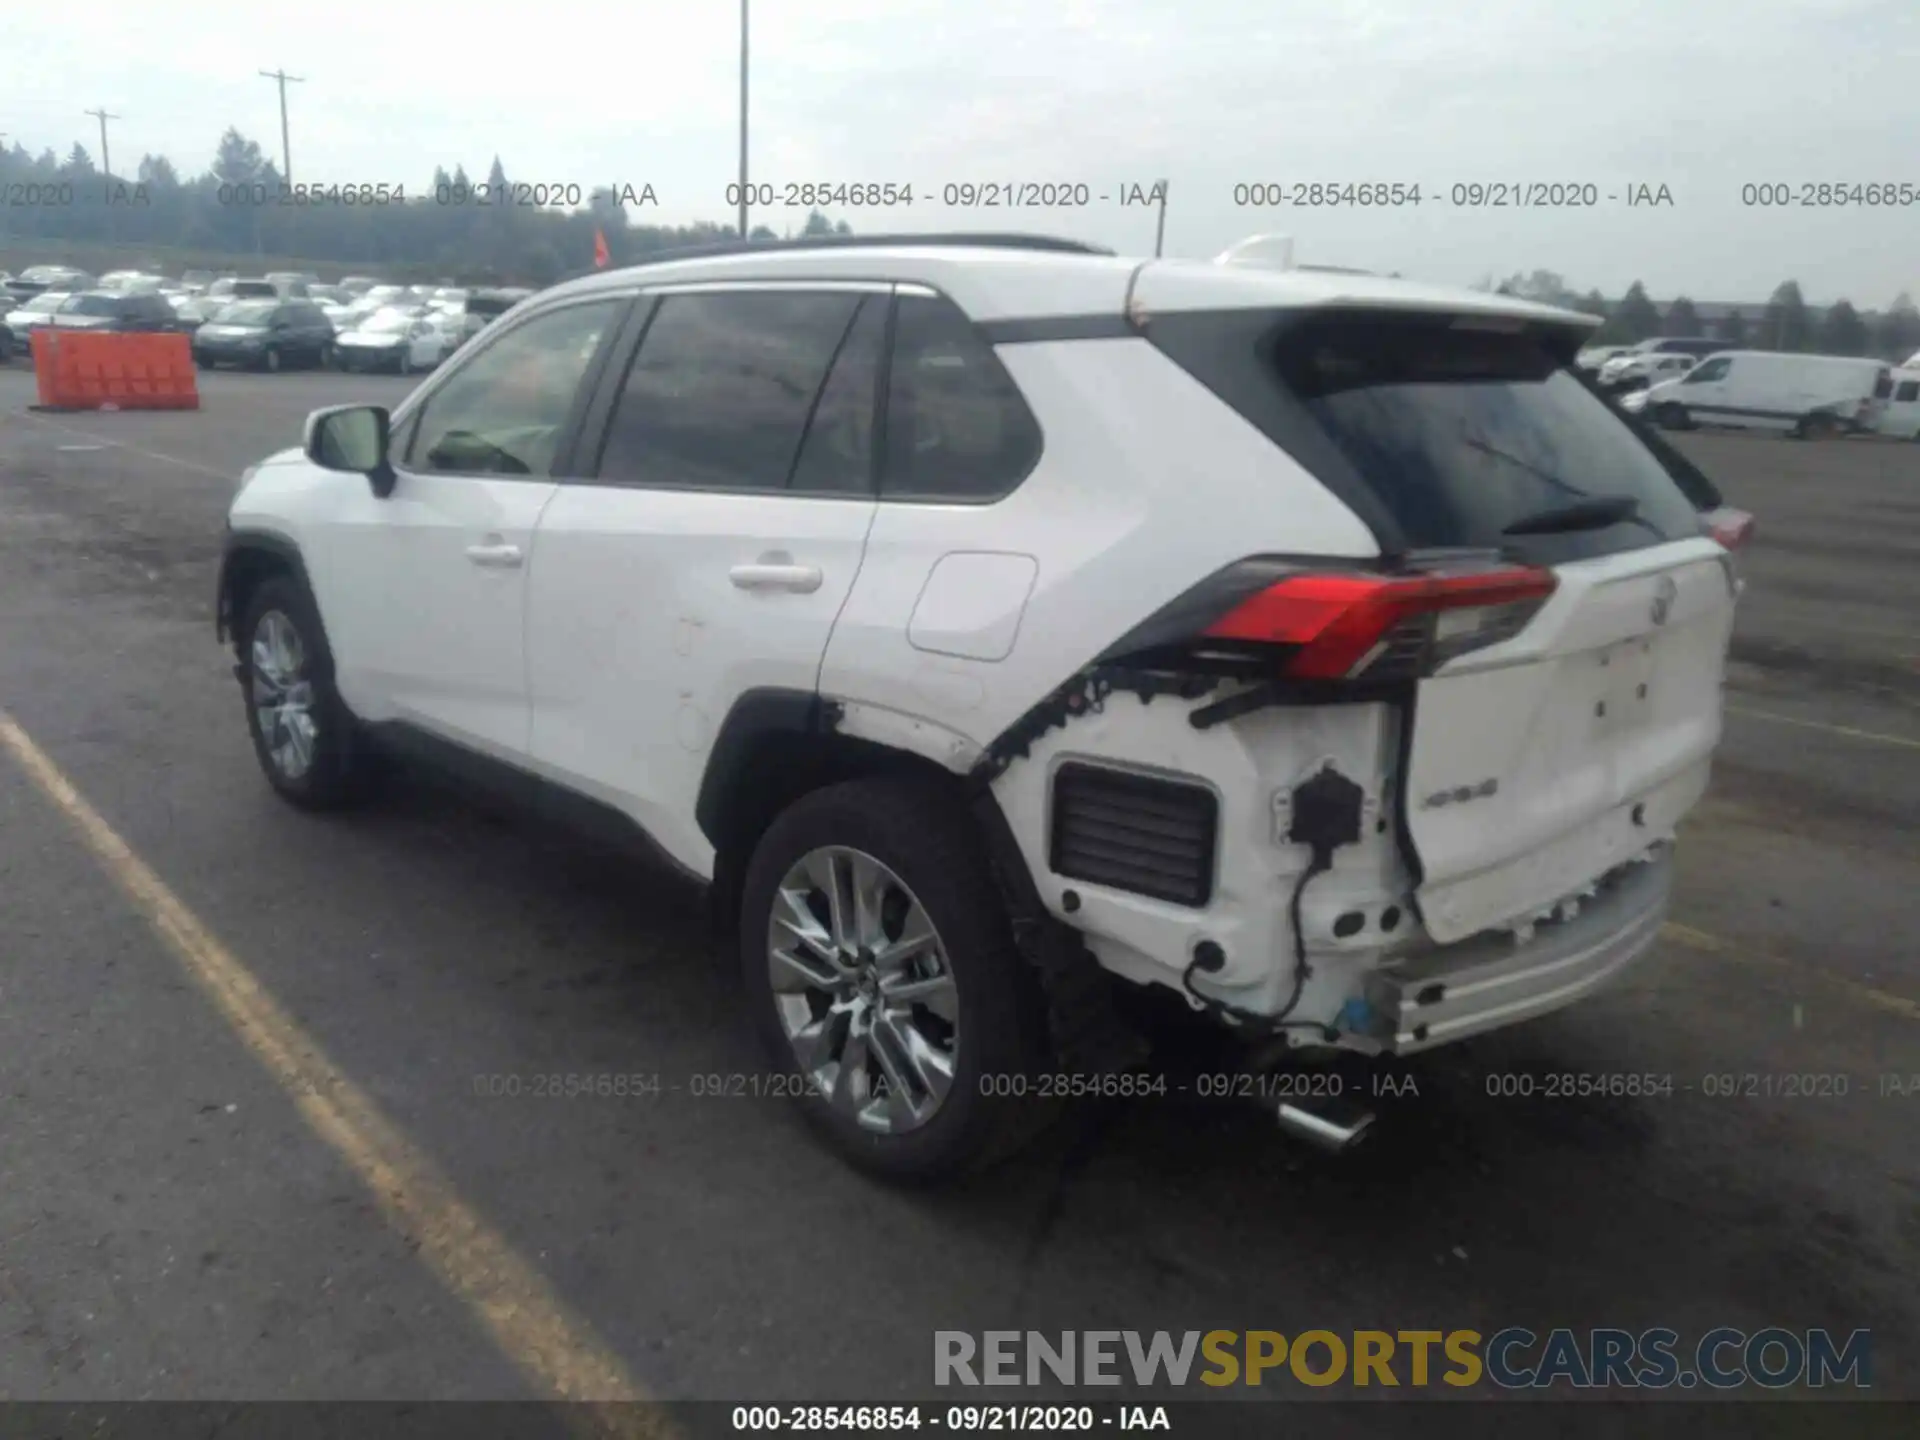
1401,541,1735,942
316,467,556,760
525,487,877,876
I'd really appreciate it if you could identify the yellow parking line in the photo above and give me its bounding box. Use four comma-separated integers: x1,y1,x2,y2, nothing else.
1663,921,1920,1022
0,710,670,1437
1725,704,1920,752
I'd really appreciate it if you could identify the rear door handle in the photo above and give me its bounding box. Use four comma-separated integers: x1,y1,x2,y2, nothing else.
465,542,524,569
729,562,824,594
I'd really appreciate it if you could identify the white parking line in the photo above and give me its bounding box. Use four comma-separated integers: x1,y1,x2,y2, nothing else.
1726,704,1920,752
14,411,234,480
1663,922,1920,1022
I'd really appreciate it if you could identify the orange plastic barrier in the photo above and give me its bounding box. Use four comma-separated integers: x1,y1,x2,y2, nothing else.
29,329,200,412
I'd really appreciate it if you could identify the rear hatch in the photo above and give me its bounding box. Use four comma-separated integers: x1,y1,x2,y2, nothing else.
1137,287,1737,943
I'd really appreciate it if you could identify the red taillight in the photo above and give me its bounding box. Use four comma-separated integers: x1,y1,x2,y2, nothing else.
1702,506,1755,552
1200,566,1558,679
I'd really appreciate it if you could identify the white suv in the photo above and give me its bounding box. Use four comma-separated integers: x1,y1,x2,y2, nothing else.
218,234,1749,1181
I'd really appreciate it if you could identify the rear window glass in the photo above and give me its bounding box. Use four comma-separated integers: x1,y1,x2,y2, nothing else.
1269,317,1704,559
1873,371,1894,399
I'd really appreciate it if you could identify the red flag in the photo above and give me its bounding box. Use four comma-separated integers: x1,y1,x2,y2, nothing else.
593,228,610,268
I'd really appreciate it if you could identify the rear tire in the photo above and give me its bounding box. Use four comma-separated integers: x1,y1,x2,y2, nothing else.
237,575,371,811
1796,412,1840,440
263,346,282,374
738,778,1057,1183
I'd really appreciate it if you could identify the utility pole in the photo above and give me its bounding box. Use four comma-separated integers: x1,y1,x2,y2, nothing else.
84,109,120,239
259,69,304,183
1153,179,1170,258
84,108,119,183
737,0,750,241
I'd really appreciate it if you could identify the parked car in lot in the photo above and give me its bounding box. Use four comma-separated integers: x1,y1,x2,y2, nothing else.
179,269,216,295
25,289,187,340
453,286,535,347
215,233,1751,1180
96,270,167,294
1606,351,1698,394
264,272,319,297
331,306,447,373
1625,350,1893,437
3,292,74,356
192,297,335,371
1872,368,1920,439
1575,344,1633,374
1599,337,1724,392
5,265,95,304
204,277,283,306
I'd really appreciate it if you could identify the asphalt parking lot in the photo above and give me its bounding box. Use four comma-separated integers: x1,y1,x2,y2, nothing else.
0,366,1915,1417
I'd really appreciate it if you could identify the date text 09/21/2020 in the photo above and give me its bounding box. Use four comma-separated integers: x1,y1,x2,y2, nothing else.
466,1070,1920,1102
205,181,659,208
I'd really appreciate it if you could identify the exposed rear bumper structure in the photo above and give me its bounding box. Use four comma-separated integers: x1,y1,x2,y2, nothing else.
1363,847,1673,1054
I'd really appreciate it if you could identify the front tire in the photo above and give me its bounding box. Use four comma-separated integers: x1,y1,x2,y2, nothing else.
238,575,369,810
1656,402,1691,431
739,779,1056,1183
263,346,282,373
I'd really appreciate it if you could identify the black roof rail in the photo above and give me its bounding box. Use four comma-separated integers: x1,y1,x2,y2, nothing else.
561,231,1115,284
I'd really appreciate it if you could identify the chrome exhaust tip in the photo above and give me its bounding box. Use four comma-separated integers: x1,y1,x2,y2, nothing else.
1273,1098,1376,1153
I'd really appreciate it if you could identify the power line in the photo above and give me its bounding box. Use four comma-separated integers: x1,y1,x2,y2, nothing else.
259,69,305,183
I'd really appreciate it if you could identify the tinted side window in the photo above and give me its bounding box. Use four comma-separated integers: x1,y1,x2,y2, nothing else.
406,300,624,476
882,294,1042,501
596,290,861,491
789,297,886,495
1896,380,1919,403
1687,357,1731,383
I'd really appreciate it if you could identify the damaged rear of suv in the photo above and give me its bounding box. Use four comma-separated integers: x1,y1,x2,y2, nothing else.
814,260,1742,1176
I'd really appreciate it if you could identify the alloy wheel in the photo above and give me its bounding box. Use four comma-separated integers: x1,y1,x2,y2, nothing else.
250,611,318,780
767,845,960,1135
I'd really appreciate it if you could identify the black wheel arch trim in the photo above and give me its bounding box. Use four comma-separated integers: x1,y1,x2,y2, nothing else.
216,527,313,644
694,687,840,849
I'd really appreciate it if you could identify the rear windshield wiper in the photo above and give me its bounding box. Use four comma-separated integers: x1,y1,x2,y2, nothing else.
1501,495,1641,536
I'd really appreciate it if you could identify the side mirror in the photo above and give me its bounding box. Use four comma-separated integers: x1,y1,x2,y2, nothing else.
305,405,397,499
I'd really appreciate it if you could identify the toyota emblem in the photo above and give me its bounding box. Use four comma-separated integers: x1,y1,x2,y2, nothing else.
1650,575,1678,626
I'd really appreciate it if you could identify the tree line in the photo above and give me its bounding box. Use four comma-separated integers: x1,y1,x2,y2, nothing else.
7,125,1913,356
1485,269,1919,362
0,126,850,285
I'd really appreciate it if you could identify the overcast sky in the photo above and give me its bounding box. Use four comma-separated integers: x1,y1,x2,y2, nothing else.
8,0,1917,304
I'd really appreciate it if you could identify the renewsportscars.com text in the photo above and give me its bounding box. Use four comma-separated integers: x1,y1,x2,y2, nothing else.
934,1328,1871,1390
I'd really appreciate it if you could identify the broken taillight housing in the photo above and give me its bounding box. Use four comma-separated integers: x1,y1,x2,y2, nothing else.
1109,559,1558,683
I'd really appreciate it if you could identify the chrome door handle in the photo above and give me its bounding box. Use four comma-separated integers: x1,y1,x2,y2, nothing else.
465,542,524,568
729,563,823,594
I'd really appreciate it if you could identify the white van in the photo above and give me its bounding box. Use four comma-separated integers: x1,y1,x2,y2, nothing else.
1631,351,1892,437
1876,368,1920,440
